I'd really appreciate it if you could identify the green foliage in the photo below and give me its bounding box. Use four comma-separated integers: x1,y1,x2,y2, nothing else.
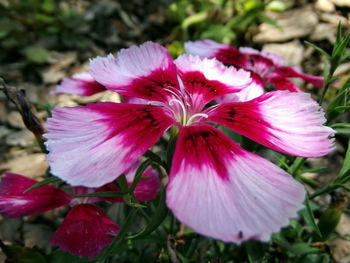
0,0,93,63
167,0,274,45
1,243,47,263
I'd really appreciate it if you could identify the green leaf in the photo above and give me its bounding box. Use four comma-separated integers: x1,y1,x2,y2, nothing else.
22,46,49,64
23,176,61,193
326,77,350,121
335,23,343,46
181,12,208,30
290,243,319,257
246,240,266,263
335,128,350,135
332,31,350,66
304,41,330,58
41,0,55,13
266,0,291,12
331,123,350,129
35,13,56,23
301,167,329,174
340,49,350,63
97,208,139,259
340,140,350,176
2,244,47,263
129,159,153,193
317,199,345,241
200,24,236,43
129,188,168,239
258,14,280,29
302,196,322,239
272,234,292,251
116,174,129,193
291,157,306,177
50,250,91,263
335,105,350,111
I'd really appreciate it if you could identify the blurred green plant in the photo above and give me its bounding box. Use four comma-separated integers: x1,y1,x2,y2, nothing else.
166,0,278,46
0,0,94,64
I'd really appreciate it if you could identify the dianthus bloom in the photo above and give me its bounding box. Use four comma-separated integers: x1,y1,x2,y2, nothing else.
185,39,324,102
0,164,160,258
45,42,334,243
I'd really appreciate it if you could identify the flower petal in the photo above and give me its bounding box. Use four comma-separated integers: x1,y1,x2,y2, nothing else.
0,173,71,218
184,39,232,58
216,73,264,103
270,66,324,88
54,72,106,96
175,55,251,106
90,42,179,102
239,47,285,66
207,91,335,157
124,161,161,202
94,160,161,203
269,77,302,92
167,124,305,243
184,39,248,66
50,204,119,258
44,103,174,187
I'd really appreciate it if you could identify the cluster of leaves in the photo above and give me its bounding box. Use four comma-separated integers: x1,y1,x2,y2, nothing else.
166,0,278,56
0,0,171,66
0,0,94,64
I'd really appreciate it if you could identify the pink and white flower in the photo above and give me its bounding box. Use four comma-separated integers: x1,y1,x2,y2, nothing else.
45,42,334,244
54,72,106,96
0,168,160,258
185,39,324,102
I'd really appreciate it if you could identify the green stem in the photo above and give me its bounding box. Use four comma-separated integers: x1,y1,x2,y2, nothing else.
291,157,307,178
319,61,337,105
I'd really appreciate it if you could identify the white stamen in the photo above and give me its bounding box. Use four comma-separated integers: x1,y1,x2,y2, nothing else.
169,99,187,123
164,87,182,101
187,113,208,125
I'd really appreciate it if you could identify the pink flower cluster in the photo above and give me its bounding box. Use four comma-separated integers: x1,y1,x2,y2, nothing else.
0,162,160,258
0,40,334,257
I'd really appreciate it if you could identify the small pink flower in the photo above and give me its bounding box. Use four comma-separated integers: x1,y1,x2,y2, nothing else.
45,42,334,243
0,168,160,258
185,39,324,102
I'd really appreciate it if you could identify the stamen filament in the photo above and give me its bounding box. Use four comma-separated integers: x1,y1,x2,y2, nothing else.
187,113,208,125
169,99,187,125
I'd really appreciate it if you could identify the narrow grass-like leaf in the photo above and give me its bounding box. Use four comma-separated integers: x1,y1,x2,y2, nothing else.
117,174,129,193
327,77,350,121
331,123,350,129
339,140,350,176
335,23,343,47
291,157,306,177
310,184,338,199
335,106,350,111
334,128,350,135
129,187,168,239
332,31,350,65
304,41,330,58
23,176,61,193
97,208,139,260
301,167,329,174
302,196,322,239
129,158,153,193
